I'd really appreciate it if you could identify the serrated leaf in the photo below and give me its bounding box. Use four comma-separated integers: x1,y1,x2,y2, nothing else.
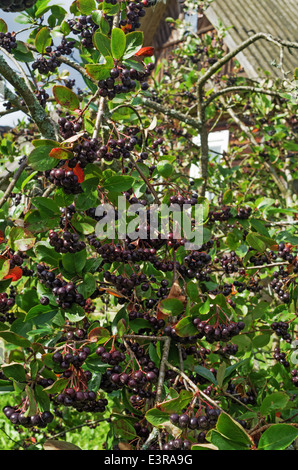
93,31,111,57
35,27,52,54
53,85,80,111
111,27,126,60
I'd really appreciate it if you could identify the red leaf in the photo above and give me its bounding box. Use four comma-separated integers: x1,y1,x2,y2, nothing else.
73,164,85,183
64,163,85,183
4,266,23,282
135,46,155,58
0,230,4,243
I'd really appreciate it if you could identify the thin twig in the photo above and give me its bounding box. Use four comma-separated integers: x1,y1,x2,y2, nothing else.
0,158,28,209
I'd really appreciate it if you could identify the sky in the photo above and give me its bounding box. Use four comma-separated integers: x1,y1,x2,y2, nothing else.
0,0,82,127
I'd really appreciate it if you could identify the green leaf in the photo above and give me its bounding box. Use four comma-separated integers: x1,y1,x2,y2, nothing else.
61,249,87,274
76,0,96,15
65,303,86,322
49,147,74,160
216,363,227,388
44,378,69,394
1,363,27,383
24,385,38,417
76,273,96,298
26,305,58,322
8,227,36,252
157,161,174,178
111,27,126,60
31,197,60,215
35,27,52,54
13,41,35,62
175,316,198,337
222,189,233,204
123,31,143,59
114,419,137,440
0,330,31,348
245,232,276,253
0,18,7,33
215,413,252,447
159,298,184,316
88,326,111,344
28,145,58,171
53,85,80,111
260,392,290,417
102,175,135,193
145,408,170,428
102,0,120,16
0,258,10,281
258,424,298,450
34,384,50,412
93,31,111,57
34,242,62,266
159,390,194,413
209,429,249,450
194,365,217,385
85,58,114,81
191,443,219,450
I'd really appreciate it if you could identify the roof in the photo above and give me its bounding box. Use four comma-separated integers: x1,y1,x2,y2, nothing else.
204,0,298,79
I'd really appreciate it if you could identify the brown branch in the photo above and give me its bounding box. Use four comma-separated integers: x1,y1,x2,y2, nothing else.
197,33,298,88
0,55,57,139
141,97,202,131
203,85,285,109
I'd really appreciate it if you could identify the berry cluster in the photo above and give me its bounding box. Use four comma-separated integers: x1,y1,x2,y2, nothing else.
208,206,252,222
0,291,16,324
0,31,17,52
270,267,291,304
119,1,147,32
35,88,49,108
32,55,60,75
273,347,289,368
217,343,239,357
88,239,157,265
60,204,76,228
45,167,82,194
58,115,83,139
3,406,54,428
49,229,86,254
103,270,150,298
96,135,140,162
220,251,242,274
271,321,291,342
169,408,219,431
67,15,99,49
225,382,256,405
69,138,99,168
277,242,296,263
46,38,75,57
55,389,107,413
97,62,154,100
96,346,126,366
37,264,86,310
0,0,37,11
192,319,245,344
179,244,212,279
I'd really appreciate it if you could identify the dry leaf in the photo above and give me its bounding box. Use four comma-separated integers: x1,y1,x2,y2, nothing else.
43,439,81,451
118,442,133,450
167,280,186,303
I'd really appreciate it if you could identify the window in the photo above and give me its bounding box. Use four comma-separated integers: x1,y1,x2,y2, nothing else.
189,130,230,200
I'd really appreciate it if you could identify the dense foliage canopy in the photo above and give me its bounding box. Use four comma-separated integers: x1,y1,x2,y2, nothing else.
0,0,297,451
